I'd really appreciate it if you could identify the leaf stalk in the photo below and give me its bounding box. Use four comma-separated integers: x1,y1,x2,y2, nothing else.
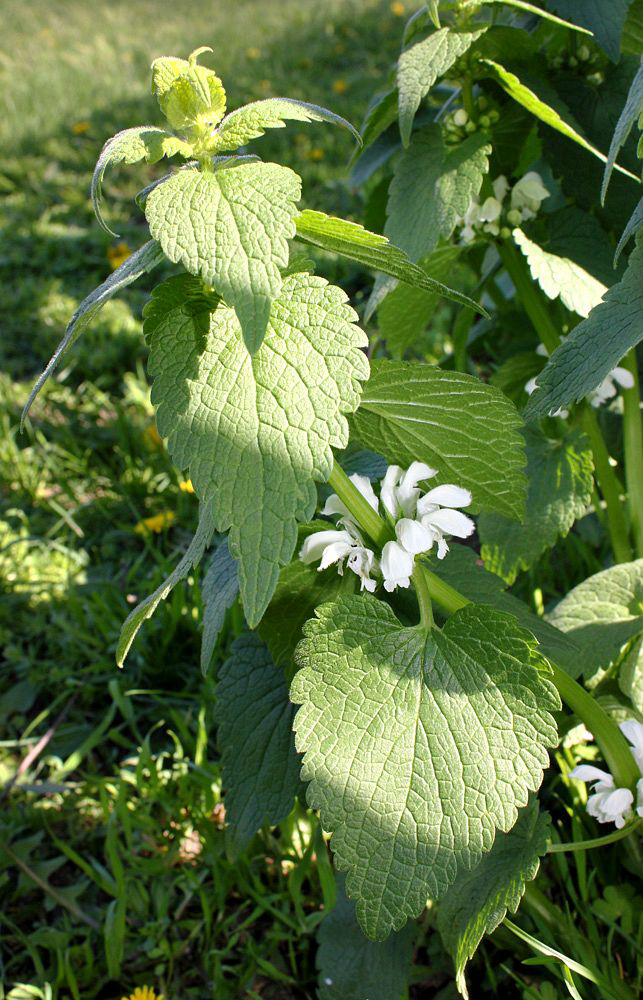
621,349,643,558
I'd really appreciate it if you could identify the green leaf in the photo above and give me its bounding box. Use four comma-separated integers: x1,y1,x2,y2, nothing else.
293,210,486,316
350,360,526,519
479,428,594,585
397,28,486,147
545,0,634,61
215,633,304,854
385,126,491,265
426,543,583,677
537,205,624,286
438,801,551,1000
316,874,416,1000
378,246,465,357
602,55,643,202
546,559,643,677
145,162,301,353
116,503,215,666
513,228,607,318
152,48,227,132
623,0,643,56
91,126,192,236
22,240,165,429
358,90,398,152
485,0,594,32
615,196,643,264
258,544,344,680
479,59,639,180
210,97,361,153
619,636,643,711
143,272,368,626
524,241,643,420
200,538,239,674
292,595,560,939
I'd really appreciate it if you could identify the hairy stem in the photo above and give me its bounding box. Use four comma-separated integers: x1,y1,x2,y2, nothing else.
412,565,434,630
327,461,391,548
621,349,643,558
581,404,633,564
547,818,642,853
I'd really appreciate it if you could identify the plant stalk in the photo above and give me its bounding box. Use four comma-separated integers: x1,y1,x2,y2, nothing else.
621,349,643,558
327,461,391,548
581,404,633,564
547,818,642,853
412,565,434,629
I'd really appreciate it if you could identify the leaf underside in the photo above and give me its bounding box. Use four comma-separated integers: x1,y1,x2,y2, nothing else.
200,538,239,674
143,272,368,626
350,360,527,520
215,633,304,855
513,228,607,318
145,161,301,353
292,595,560,939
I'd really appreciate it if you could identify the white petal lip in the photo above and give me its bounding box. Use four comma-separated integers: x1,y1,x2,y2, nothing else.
422,508,475,539
300,529,353,564
620,719,643,773
318,539,354,571
321,494,350,518
569,764,613,786
381,540,414,591
349,473,380,512
395,518,434,555
419,484,472,510
401,461,437,490
610,366,635,390
380,465,402,517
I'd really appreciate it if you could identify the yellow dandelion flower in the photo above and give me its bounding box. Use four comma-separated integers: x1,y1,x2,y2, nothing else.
332,79,347,94
72,121,90,134
334,43,345,54
107,241,131,270
390,1,406,15
179,479,194,493
134,511,176,536
258,79,272,92
121,988,163,1000
307,147,325,161
245,46,261,60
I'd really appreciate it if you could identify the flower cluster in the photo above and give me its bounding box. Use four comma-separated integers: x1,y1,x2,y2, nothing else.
570,720,643,829
525,343,634,413
300,462,475,593
457,172,550,243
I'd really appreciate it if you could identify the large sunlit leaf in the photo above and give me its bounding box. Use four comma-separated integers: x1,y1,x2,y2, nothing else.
524,241,643,419
22,240,165,428
145,162,301,353
215,633,304,854
143,272,368,626
210,97,361,152
513,229,607,318
350,361,526,519
438,801,551,1000
397,28,486,147
292,595,560,939
546,560,643,677
117,503,216,666
479,428,594,585
316,874,416,1000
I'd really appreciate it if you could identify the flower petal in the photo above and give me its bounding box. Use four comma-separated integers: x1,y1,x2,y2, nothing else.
300,530,353,564
381,540,414,590
349,473,380,512
418,484,472,510
569,764,613,785
400,461,437,490
318,539,354,571
380,465,402,517
422,508,475,539
321,493,350,519
395,518,434,555
611,366,635,390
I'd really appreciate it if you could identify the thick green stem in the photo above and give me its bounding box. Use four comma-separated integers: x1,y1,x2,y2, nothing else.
548,818,642,853
327,461,391,548
412,566,434,630
498,240,560,353
622,350,643,558
581,405,633,564
419,564,640,791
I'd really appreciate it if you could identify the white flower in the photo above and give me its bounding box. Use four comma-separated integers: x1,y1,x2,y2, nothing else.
381,540,414,591
322,473,379,520
589,367,634,408
492,174,509,202
570,719,643,828
510,170,549,220
380,462,437,520
300,521,378,592
569,764,634,829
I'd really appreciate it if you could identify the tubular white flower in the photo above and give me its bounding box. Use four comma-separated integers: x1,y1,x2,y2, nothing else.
322,473,379,521
589,366,635,408
492,174,509,202
380,462,437,519
381,540,414,592
620,719,643,773
511,171,549,219
300,529,355,565
478,196,503,223
395,517,435,555
570,721,643,828
299,524,378,592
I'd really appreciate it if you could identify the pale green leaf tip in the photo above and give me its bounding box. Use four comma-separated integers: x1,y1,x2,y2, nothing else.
189,46,213,65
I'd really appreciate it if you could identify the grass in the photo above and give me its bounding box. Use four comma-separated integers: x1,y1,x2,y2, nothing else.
1,2,642,998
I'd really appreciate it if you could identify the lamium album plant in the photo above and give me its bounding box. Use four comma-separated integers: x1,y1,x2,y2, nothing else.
27,2,643,996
